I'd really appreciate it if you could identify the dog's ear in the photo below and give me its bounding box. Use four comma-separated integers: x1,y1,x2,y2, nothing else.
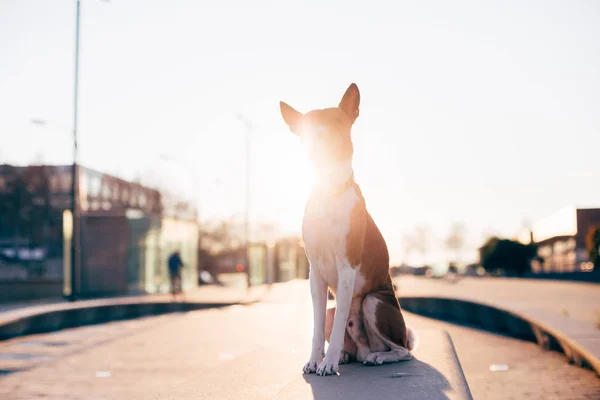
279,101,303,135
339,83,360,123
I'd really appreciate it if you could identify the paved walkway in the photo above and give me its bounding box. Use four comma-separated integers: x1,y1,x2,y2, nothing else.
394,276,600,327
0,281,270,330
1,280,599,399
394,276,600,376
0,281,472,400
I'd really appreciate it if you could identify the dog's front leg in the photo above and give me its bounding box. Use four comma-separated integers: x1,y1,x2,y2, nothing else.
317,264,356,376
303,266,328,374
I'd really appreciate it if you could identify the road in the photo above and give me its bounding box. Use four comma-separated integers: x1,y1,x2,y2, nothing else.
0,283,598,400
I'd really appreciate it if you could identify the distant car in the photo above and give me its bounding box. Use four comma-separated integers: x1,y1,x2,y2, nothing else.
198,270,215,285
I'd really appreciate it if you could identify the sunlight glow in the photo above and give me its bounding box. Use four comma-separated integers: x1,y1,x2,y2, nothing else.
274,141,314,233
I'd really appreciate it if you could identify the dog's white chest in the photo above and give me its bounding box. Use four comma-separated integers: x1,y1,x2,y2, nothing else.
302,187,359,289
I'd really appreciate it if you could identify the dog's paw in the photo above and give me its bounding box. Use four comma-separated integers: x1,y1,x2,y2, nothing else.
339,350,351,365
363,352,384,366
316,358,339,376
303,360,318,374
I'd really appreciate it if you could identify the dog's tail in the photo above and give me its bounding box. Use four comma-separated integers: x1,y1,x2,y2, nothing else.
406,325,419,351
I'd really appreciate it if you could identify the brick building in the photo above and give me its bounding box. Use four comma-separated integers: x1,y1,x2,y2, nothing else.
0,164,199,302
518,206,600,273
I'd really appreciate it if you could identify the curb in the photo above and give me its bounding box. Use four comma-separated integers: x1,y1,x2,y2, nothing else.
0,301,245,341
399,296,600,377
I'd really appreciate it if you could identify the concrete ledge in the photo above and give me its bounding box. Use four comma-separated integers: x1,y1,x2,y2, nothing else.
400,296,600,377
0,301,236,341
155,329,473,400
0,283,272,341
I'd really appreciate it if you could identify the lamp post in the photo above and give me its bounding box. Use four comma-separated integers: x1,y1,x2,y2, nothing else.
70,0,109,300
236,114,254,290
67,0,82,301
32,0,108,300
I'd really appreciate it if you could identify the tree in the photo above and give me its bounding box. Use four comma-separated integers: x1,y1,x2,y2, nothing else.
403,224,430,265
199,219,241,255
445,223,465,263
479,236,537,277
196,218,243,279
587,226,600,270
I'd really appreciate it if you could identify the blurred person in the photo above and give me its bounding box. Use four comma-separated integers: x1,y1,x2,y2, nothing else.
446,263,460,284
168,250,184,299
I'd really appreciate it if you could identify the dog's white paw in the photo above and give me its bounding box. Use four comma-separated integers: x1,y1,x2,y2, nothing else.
303,360,319,374
316,357,339,376
363,352,384,366
339,350,351,365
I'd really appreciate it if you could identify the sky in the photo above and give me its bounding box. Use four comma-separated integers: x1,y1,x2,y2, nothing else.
1,0,599,265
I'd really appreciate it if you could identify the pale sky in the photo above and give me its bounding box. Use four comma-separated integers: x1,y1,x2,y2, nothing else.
1,0,599,265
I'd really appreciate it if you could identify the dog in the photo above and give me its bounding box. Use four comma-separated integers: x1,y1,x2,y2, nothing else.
279,83,418,376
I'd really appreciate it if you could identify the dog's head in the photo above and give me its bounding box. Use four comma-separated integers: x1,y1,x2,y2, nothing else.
279,83,360,169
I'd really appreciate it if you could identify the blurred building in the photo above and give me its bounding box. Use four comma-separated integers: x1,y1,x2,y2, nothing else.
517,206,600,273
0,164,199,302
211,237,308,284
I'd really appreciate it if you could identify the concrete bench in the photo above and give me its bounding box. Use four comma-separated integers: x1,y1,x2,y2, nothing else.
155,329,472,400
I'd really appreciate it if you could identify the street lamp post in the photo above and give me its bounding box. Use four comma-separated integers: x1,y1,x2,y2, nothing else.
69,0,82,301
32,0,107,300
236,114,254,290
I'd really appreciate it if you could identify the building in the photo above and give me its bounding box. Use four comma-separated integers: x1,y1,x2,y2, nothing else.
518,206,600,273
210,238,308,285
0,164,199,302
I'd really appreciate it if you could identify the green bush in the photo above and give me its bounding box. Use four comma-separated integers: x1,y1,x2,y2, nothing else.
587,226,600,269
479,237,538,277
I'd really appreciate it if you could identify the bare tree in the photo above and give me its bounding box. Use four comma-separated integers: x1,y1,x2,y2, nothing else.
402,233,415,263
403,224,430,265
445,223,466,263
199,218,242,254
252,221,281,243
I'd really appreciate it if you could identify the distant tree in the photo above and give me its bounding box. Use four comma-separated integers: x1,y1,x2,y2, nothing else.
197,218,243,278
199,219,241,254
479,236,537,277
445,223,465,262
252,221,280,242
587,226,600,270
403,225,430,265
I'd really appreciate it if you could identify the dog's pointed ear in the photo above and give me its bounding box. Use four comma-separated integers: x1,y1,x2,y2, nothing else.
280,101,303,135
339,83,360,123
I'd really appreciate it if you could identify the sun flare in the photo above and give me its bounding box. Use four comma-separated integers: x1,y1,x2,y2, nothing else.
272,140,316,233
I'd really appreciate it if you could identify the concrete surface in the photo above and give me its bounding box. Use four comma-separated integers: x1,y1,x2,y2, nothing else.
394,276,600,326
395,276,600,376
156,330,471,400
0,282,270,340
1,280,599,399
0,281,473,400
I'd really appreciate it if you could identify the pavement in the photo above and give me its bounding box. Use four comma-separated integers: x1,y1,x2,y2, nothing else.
2,280,599,399
394,275,600,327
394,275,600,376
0,281,472,400
1,276,600,398
0,278,271,340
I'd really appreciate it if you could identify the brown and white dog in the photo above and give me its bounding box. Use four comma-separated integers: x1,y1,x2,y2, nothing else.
279,83,418,376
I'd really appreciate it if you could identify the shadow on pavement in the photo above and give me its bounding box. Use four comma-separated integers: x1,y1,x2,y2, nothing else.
303,357,453,400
